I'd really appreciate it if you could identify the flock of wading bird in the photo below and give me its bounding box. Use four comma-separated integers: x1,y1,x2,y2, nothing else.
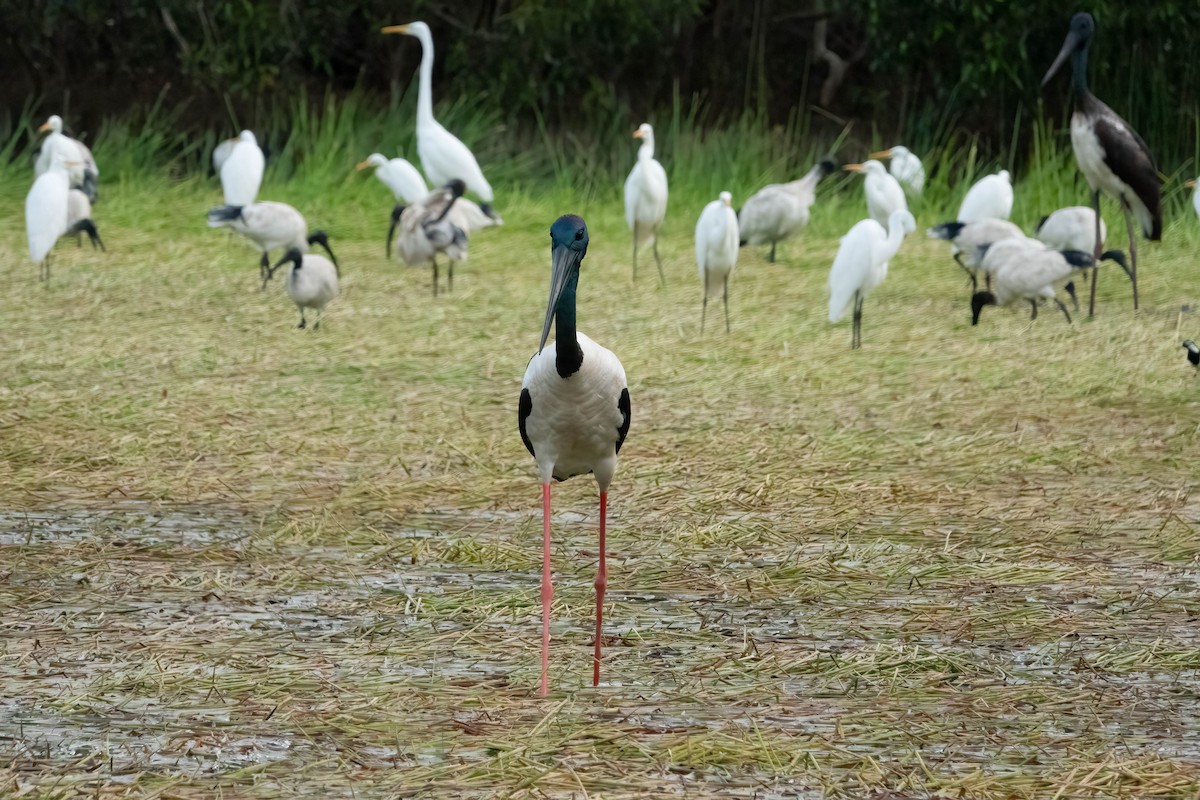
16,13,1200,694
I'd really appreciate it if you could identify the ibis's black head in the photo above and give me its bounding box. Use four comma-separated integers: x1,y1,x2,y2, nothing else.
1043,12,1095,89
970,291,998,326
1184,340,1200,366
538,215,589,356
444,179,467,199
275,247,304,271
1060,249,1096,269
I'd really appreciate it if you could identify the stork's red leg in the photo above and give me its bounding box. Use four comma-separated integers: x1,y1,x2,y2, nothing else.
540,483,553,697
594,491,608,686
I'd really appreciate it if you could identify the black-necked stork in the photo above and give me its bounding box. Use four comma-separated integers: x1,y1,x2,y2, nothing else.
828,209,916,349
971,238,1126,326
1183,340,1199,367
519,214,631,696
1042,12,1161,316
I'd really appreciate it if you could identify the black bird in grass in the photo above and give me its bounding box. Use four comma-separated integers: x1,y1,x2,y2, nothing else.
1042,12,1161,317
1183,340,1200,367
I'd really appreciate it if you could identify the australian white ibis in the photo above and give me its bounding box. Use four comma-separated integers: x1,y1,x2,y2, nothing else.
389,179,468,295
1042,12,1161,316
695,191,740,333
207,201,336,289
35,115,99,202
957,170,1013,223
26,154,72,281
737,159,835,262
272,248,339,329
870,146,925,195
828,209,916,349
971,238,1126,325
624,123,669,283
66,189,104,251
219,131,265,206
843,160,907,227
381,22,495,205
1035,206,1106,254
928,218,1027,291
518,214,630,696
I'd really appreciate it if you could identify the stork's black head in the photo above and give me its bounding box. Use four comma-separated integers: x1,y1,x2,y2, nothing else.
970,291,998,326
550,214,588,255
1043,12,1095,89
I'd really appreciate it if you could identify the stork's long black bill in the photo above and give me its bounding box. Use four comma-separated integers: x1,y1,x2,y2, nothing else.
538,244,578,354
1042,29,1083,88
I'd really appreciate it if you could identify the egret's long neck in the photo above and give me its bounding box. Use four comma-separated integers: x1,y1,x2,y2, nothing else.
554,271,583,379
415,31,435,125
638,136,655,161
880,221,908,263
1070,45,1089,100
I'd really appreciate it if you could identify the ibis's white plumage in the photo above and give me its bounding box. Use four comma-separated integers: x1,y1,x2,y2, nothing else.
208,201,308,253
282,251,339,328
695,191,739,332
847,160,907,227
874,146,925,195
382,22,493,202
828,209,916,324
973,240,1093,325
928,218,1027,269
624,123,669,279
737,161,831,260
1035,206,1106,254
392,182,468,294
35,115,98,199
219,130,265,206
957,170,1013,222
26,156,71,272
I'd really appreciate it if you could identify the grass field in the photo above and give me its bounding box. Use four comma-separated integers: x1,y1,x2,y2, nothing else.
2,154,1200,799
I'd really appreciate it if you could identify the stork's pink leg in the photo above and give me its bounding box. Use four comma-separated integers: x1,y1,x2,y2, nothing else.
540,483,553,697
593,491,608,687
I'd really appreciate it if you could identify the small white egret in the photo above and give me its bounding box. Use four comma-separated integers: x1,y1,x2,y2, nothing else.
219,130,265,206
207,202,336,289
518,214,630,696
957,170,1014,223
695,191,740,333
35,115,99,202
26,155,72,281
971,239,1127,325
1043,12,1161,315
272,248,339,329
389,179,468,295
828,209,916,349
624,123,669,283
380,22,495,204
869,146,925,195
843,160,907,227
66,189,104,251
737,160,836,262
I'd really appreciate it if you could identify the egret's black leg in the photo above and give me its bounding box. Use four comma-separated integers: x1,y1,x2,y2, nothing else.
448,260,454,293
631,238,638,282
1055,298,1073,324
652,238,665,286
852,292,863,349
768,242,776,263
1089,189,1101,317
701,292,707,334
432,258,439,297
723,276,731,334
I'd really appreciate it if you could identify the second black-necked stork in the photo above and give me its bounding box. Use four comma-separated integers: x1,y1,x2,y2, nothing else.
1042,12,1161,316
519,215,631,696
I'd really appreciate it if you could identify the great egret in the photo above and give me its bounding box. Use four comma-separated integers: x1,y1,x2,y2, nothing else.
389,179,468,295
737,160,836,262
870,146,925,195
696,191,740,333
927,218,1026,290
380,22,495,204
66,189,104,251
518,214,630,696
1043,12,1161,315
843,160,907,227
957,170,1013,223
828,209,916,349
624,123,669,283
207,202,336,289
971,238,1127,325
26,154,72,281
272,248,339,329
219,131,265,206
35,115,99,202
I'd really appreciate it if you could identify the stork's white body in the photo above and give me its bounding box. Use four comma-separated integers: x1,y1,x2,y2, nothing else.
285,253,339,318
1069,114,1154,237
26,162,71,266
957,170,1013,222
209,201,309,254
220,131,265,206
738,162,827,251
1036,206,1106,254
521,334,628,487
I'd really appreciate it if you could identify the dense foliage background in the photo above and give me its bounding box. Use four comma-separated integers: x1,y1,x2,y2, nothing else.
2,0,1198,176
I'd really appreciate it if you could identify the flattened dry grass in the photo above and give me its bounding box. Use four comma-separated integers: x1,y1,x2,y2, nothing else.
1,168,1199,798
